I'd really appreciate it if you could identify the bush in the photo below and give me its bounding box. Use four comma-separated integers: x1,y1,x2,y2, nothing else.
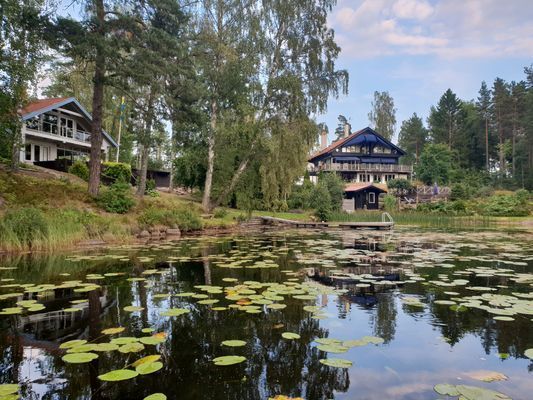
138,206,203,231
383,194,397,212
0,207,49,247
102,162,131,183
318,172,345,211
287,181,314,210
213,208,228,219
97,180,135,213
481,193,529,216
68,160,89,181
311,184,332,221
56,209,110,238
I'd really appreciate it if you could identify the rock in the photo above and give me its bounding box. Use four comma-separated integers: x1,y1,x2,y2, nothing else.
138,230,150,238
166,228,181,237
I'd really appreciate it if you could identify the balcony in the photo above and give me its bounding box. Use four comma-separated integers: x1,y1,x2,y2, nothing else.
310,162,413,174
25,126,92,146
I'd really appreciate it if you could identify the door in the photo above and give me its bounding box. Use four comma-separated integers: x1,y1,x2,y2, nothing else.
34,145,40,162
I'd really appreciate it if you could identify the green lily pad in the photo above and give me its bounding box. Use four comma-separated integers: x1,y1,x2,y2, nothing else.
118,342,145,353
140,336,165,345
98,369,139,381
281,332,300,340
160,308,190,317
144,394,167,400
317,343,349,353
221,340,247,347
212,355,246,366
59,340,88,349
133,355,161,367
93,343,119,352
319,358,353,368
136,361,163,375
525,348,533,359
361,336,385,345
142,328,155,333
434,383,460,396
110,337,139,345
124,306,144,312
456,384,511,400
62,352,98,364
0,384,19,396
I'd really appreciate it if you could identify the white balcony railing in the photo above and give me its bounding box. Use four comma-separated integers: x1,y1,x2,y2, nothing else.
26,126,91,144
311,162,413,174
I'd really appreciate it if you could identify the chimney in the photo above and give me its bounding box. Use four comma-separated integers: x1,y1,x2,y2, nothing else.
320,130,328,149
343,122,351,138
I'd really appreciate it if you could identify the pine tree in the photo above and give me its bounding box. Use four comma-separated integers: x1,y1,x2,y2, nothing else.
368,91,397,140
398,113,428,164
492,78,511,178
476,81,492,171
428,89,463,148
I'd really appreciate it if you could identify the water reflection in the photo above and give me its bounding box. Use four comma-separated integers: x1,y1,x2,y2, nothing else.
0,228,531,399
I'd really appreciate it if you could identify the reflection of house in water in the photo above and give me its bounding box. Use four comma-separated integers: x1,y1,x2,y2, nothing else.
15,287,113,343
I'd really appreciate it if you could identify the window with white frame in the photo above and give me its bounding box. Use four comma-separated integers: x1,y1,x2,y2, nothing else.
368,192,375,203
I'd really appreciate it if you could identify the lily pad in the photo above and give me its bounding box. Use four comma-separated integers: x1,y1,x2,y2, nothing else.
160,308,190,317
133,355,162,367
317,344,349,353
62,352,98,364
102,327,125,335
434,384,460,396
281,332,300,340
98,369,139,382
118,342,145,353
59,340,88,349
140,336,165,345
212,355,246,366
319,358,353,368
136,361,163,375
144,394,167,400
0,384,19,396
525,348,533,359
123,306,144,312
221,340,247,347
456,384,511,400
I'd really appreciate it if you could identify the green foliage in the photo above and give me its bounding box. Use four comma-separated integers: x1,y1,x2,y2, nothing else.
481,192,530,216
137,206,202,231
97,181,135,214
368,91,396,140
102,162,132,183
383,194,397,212
0,207,48,248
311,184,332,221
317,173,345,212
287,181,314,210
415,143,453,185
387,179,412,191
213,208,228,219
68,160,89,181
398,113,428,164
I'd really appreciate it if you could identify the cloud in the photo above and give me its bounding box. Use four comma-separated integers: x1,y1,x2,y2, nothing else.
330,0,533,59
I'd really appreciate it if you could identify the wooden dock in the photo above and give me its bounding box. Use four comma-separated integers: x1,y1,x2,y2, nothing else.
259,213,394,230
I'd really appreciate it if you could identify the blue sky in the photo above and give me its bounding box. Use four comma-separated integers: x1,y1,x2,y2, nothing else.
318,0,533,143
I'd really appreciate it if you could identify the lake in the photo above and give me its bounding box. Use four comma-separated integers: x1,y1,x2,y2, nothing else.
0,227,532,400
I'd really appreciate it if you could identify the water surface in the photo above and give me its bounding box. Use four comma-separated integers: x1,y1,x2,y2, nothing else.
0,227,532,399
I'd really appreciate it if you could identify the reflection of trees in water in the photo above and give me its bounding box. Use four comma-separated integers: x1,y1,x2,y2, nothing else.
370,292,397,343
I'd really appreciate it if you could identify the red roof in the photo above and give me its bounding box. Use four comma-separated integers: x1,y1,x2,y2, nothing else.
18,98,70,117
344,183,388,193
309,128,365,161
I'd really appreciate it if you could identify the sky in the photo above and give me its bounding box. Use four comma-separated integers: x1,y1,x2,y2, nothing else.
318,0,533,143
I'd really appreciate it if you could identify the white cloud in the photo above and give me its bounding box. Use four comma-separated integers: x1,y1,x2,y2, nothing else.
330,0,533,59
392,0,434,20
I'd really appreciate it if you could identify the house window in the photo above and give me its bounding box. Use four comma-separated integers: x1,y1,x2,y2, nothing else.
42,114,58,135
26,116,40,130
373,175,380,182
368,192,375,204
25,144,32,161
34,145,40,162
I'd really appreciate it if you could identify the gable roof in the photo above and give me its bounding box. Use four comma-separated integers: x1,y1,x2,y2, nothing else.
344,182,388,193
19,97,118,148
308,127,405,162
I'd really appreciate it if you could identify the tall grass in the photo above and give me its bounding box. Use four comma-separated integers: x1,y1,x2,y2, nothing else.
329,210,494,229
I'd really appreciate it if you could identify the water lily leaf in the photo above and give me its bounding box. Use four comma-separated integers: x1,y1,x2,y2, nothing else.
434,384,460,396
464,371,508,382
62,352,98,364
110,337,139,345
343,339,367,348
102,327,125,335
524,348,533,359
66,344,98,353
319,358,353,368
118,342,145,353
160,308,190,317
140,336,165,345
221,340,246,347
98,369,139,382
317,344,349,353
197,299,219,305
267,303,286,310
315,338,342,345
124,306,144,312
0,307,23,315
456,384,511,400
94,343,119,352
142,328,155,333
361,336,384,345
0,384,18,396
132,355,161,367
59,339,88,349
213,355,246,366
281,332,300,340
136,361,163,375
144,394,167,400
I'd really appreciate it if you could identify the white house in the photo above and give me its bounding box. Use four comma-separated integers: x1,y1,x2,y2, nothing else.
18,97,118,164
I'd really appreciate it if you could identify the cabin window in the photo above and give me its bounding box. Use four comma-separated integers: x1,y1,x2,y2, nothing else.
25,144,32,161
42,113,58,135
26,116,40,130
373,175,380,182
60,117,75,138
34,145,40,162
373,146,384,154
368,192,375,204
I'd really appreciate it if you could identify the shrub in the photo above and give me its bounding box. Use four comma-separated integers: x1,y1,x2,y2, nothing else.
311,184,332,221
450,183,469,200
137,206,203,231
97,180,135,213
0,207,49,247
56,209,110,238
102,162,131,183
68,161,89,181
383,194,397,212
318,172,344,211
213,208,228,219
287,181,314,209
482,193,529,216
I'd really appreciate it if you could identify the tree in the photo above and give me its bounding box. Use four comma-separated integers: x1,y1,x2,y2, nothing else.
368,91,396,140
52,1,143,196
415,143,453,185
476,81,492,171
491,78,511,177
0,1,49,168
197,0,348,212
334,115,350,140
398,113,428,164
428,89,463,148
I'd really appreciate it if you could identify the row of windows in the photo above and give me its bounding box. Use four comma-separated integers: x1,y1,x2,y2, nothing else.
338,145,394,154
26,113,82,139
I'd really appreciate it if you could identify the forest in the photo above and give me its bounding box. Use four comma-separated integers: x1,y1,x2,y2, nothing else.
1,0,532,217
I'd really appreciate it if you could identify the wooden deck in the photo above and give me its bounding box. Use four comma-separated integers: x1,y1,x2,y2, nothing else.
259,215,394,230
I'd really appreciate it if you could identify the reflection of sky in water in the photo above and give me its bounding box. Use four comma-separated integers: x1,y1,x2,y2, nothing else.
0,228,531,399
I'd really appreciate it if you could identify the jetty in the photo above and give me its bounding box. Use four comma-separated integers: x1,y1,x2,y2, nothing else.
259,213,394,230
